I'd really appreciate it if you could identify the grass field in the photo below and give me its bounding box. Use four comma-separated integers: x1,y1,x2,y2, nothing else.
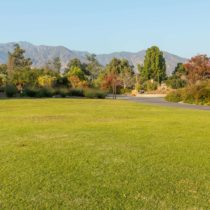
0,99,210,209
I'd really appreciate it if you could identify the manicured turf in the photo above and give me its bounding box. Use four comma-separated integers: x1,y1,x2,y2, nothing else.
0,99,210,209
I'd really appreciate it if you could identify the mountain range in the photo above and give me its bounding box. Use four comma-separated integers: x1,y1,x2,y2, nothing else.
0,42,187,75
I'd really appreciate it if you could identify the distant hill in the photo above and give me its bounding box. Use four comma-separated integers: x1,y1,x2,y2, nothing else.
0,41,187,75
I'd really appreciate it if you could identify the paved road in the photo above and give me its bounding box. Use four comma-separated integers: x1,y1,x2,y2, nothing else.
115,95,210,111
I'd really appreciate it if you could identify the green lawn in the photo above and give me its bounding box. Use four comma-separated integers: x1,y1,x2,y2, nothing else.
0,99,210,209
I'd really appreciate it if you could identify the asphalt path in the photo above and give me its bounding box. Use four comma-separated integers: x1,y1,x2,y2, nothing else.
114,95,210,111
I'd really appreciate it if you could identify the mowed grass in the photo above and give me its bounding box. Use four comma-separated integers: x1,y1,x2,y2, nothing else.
0,99,210,209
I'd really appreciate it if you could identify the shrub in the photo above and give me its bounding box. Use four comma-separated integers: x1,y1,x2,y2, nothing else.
165,90,182,102
22,87,55,98
36,88,55,98
23,87,39,97
166,78,186,89
84,89,107,99
56,88,69,98
5,84,18,98
84,89,95,98
181,86,196,104
165,81,210,105
197,87,210,104
69,88,84,97
95,90,107,99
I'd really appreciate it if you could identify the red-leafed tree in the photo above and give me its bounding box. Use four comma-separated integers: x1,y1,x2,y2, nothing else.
100,58,134,99
102,58,123,99
184,55,210,84
102,73,122,99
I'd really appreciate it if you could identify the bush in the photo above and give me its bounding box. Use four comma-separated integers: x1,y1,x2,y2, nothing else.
5,84,18,98
36,88,55,98
181,86,196,104
69,88,84,97
23,87,55,98
165,90,182,102
165,81,210,105
197,87,210,104
166,78,186,89
23,87,39,97
95,90,107,99
56,88,69,98
84,89,107,99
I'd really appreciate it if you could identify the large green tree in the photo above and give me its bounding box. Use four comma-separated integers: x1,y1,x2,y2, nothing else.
7,44,32,71
86,54,102,81
142,46,166,84
6,44,33,91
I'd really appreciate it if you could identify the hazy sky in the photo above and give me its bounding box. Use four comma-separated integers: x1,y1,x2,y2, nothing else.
1,0,210,57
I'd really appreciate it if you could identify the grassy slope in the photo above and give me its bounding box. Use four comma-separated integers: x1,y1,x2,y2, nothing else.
0,99,210,209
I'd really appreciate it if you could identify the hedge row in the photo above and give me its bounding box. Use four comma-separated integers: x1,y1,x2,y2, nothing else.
3,85,107,99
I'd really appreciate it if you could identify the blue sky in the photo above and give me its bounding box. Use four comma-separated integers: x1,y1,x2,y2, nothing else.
1,0,210,57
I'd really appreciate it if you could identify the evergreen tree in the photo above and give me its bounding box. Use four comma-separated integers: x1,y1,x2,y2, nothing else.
7,44,32,83
7,44,32,71
86,54,102,81
143,46,166,84
53,57,61,73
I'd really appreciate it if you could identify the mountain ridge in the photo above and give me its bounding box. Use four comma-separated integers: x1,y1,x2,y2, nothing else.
0,41,187,75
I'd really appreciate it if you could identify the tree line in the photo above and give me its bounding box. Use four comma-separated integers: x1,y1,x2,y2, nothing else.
0,44,168,97
0,43,209,101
